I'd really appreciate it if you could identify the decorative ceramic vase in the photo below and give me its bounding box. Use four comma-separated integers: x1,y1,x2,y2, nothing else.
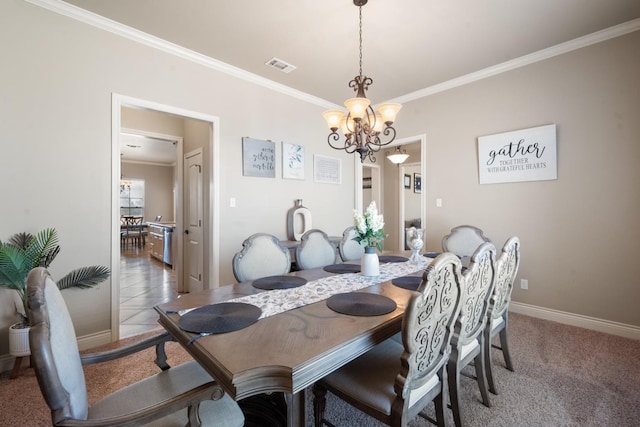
361,246,380,277
286,199,312,241
9,323,31,357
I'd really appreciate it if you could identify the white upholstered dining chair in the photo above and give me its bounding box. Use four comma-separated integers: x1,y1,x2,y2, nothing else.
442,225,492,258
447,242,497,427
313,253,464,427
338,226,364,262
27,267,244,427
295,229,337,270
483,236,521,395
232,233,291,282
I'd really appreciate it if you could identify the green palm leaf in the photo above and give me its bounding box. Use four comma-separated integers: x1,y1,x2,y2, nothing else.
56,266,111,290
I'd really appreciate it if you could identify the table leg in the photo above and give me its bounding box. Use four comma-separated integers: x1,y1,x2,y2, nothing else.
284,391,305,427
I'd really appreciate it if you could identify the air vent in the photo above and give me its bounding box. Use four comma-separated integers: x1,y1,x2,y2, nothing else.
265,57,296,73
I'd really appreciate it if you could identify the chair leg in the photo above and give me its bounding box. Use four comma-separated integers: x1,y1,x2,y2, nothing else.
434,369,447,427
484,328,498,395
447,361,463,427
313,383,327,427
499,327,514,372
473,349,491,408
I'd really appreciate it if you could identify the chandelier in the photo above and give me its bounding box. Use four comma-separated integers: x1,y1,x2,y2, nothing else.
322,0,402,163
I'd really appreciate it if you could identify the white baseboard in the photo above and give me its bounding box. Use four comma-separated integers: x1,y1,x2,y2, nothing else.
510,302,640,340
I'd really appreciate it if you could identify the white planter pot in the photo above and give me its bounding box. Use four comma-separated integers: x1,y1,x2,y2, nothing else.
9,323,31,357
361,247,380,277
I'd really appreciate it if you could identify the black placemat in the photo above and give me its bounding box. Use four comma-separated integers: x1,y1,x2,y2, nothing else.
423,252,441,258
378,255,409,263
178,302,262,335
323,263,361,274
391,276,423,291
326,293,397,316
252,275,308,290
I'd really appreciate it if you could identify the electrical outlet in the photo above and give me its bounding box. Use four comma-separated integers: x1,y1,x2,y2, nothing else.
520,279,528,290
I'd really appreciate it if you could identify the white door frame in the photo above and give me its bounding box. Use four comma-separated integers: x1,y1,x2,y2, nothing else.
111,93,220,341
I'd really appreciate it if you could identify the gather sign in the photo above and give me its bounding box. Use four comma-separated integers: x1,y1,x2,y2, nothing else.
477,124,557,184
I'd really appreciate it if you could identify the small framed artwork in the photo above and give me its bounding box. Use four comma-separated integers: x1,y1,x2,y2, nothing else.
314,155,342,184
282,142,304,180
242,137,275,178
363,177,372,189
404,174,411,189
414,173,422,193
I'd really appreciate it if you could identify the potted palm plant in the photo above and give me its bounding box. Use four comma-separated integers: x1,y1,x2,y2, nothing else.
0,228,110,356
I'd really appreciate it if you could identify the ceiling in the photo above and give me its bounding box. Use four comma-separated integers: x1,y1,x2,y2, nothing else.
63,0,640,106
61,1,640,164
120,133,177,165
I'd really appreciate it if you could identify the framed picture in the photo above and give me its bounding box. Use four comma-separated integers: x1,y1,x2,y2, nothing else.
414,173,422,193
282,142,304,180
313,155,342,184
404,174,411,189
363,177,372,189
242,137,275,178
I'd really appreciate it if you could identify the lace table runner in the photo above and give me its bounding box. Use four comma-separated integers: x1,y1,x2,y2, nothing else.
173,260,427,320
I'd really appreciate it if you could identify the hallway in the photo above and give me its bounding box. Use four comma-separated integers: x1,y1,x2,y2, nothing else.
119,245,178,338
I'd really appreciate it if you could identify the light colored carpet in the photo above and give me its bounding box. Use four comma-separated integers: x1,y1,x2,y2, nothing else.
1,313,639,426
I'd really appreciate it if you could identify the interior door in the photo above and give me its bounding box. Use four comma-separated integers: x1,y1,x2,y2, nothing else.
184,150,204,293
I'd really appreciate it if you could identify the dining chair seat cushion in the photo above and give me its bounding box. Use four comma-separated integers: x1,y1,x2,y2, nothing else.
459,337,480,361
89,360,244,426
491,315,504,332
319,338,439,415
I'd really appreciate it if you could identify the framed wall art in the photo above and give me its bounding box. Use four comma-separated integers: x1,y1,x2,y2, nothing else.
313,155,342,184
477,124,557,184
414,173,421,193
404,174,411,189
282,142,304,180
242,137,275,178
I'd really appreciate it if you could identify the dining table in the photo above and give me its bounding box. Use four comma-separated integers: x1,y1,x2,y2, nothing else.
154,253,433,426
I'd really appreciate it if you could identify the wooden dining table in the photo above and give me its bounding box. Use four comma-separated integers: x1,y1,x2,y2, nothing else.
154,254,429,426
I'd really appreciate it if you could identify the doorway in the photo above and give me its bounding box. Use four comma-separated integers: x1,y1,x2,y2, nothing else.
111,93,220,341
357,134,426,252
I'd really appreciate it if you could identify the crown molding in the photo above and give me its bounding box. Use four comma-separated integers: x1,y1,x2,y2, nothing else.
391,18,640,104
25,1,639,107
24,0,338,109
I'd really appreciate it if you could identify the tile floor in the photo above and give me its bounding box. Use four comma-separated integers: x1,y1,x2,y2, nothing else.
119,245,178,339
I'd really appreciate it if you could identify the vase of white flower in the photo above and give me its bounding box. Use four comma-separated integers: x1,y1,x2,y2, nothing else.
361,246,380,277
353,201,387,277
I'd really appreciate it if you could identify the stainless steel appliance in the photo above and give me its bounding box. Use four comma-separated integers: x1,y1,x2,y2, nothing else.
163,226,173,266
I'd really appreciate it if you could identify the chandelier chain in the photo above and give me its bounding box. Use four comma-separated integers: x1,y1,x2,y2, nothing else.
358,6,363,77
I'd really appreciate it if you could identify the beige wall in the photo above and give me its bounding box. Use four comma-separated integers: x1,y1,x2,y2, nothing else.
398,31,640,327
0,0,354,358
0,1,638,363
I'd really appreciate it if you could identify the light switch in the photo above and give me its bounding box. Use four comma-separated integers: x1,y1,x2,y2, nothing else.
436,198,443,208
230,197,236,208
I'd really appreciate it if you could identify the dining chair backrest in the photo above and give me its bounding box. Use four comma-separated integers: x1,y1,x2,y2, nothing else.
442,225,492,258
456,242,497,346
338,226,364,262
488,236,521,323
399,252,463,409
295,229,337,270
28,268,90,421
232,233,291,282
